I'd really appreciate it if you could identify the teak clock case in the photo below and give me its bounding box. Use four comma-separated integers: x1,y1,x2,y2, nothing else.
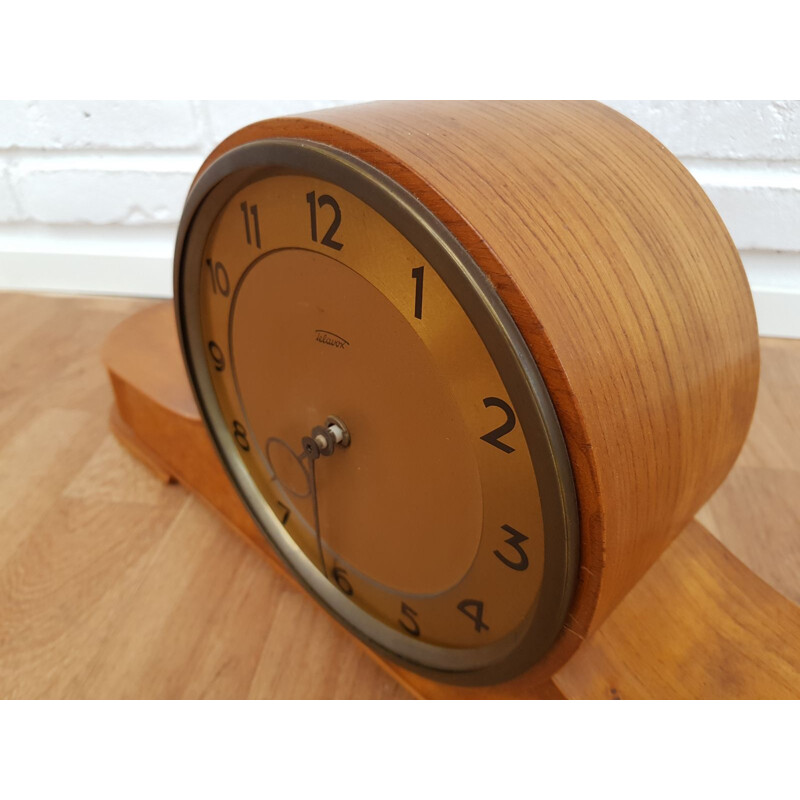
111,101,763,692
176,137,581,683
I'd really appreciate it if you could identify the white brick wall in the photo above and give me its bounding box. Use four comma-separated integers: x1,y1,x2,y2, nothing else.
1,100,798,336
608,100,800,159
15,159,194,225
0,101,202,149
0,165,20,220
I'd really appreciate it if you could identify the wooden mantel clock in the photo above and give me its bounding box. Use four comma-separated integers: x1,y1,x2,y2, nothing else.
104,101,800,698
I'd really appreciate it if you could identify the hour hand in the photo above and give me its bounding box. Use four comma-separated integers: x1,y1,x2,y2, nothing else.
265,416,350,577
300,417,350,577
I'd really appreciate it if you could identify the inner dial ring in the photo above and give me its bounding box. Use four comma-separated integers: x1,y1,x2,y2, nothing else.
228,245,486,599
175,138,579,685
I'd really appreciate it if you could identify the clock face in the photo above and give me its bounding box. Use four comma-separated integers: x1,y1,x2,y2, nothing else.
175,140,578,683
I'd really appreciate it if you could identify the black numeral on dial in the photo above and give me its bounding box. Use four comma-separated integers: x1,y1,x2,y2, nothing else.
306,190,344,250
207,341,225,372
204,259,230,297
398,602,420,637
457,599,489,632
232,420,250,452
332,566,354,596
240,201,262,248
493,524,529,571
480,396,516,453
411,265,424,319
276,501,290,526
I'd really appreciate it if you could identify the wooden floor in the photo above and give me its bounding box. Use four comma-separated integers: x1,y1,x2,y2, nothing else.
1,291,798,699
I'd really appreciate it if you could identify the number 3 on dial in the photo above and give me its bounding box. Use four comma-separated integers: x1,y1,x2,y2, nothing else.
494,525,529,571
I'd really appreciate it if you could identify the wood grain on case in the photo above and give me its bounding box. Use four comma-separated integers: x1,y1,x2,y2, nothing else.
198,101,760,684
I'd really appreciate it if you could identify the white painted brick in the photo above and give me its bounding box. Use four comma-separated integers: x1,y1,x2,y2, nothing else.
203,100,354,145
15,167,193,224
608,100,800,160
0,101,200,149
0,166,21,221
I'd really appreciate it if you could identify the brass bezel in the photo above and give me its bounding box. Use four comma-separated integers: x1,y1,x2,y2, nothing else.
174,138,579,685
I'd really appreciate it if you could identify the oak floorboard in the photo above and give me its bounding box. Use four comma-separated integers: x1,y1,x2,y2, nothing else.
0,292,411,699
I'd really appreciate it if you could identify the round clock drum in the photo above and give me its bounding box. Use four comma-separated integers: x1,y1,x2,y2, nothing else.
174,102,759,686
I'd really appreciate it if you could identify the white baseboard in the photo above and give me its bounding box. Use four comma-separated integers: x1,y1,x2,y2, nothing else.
1,246,798,338
751,287,800,339
0,249,173,297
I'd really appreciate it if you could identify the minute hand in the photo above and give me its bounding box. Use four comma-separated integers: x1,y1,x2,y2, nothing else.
300,435,326,576
299,416,351,579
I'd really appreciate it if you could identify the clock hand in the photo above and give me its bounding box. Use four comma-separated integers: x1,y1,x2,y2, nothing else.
300,417,350,578
267,417,350,578
300,433,325,575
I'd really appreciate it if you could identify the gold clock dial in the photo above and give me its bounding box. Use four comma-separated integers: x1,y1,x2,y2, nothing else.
176,140,578,682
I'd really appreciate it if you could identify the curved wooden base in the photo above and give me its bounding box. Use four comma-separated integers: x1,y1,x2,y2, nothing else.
103,303,800,699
